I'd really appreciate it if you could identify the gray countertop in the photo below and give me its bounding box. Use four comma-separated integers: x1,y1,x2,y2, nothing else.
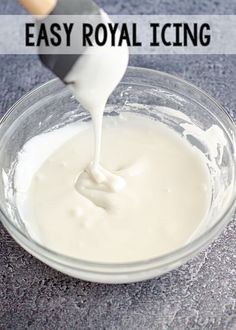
0,1,236,329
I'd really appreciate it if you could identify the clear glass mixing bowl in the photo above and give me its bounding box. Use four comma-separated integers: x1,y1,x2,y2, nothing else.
0,67,235,283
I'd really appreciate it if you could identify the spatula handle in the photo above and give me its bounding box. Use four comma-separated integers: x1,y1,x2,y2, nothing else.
18,0,57,16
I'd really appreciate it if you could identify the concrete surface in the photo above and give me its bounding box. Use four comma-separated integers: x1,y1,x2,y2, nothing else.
0,0,236,329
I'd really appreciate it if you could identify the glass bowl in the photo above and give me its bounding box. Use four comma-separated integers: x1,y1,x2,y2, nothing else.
0,67,235,284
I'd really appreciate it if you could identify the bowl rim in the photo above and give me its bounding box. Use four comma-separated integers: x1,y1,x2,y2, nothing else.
1,66,236,274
